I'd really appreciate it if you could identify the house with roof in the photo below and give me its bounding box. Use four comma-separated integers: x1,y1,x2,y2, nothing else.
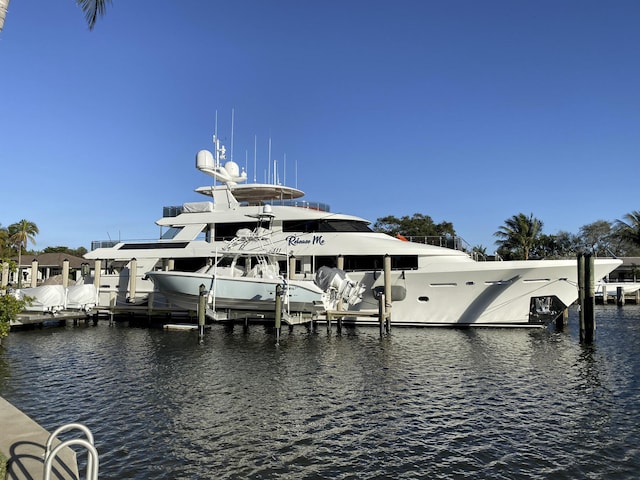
2,253,89,286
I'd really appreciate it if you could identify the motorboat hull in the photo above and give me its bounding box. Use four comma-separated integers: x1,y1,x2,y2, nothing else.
146,271,324,314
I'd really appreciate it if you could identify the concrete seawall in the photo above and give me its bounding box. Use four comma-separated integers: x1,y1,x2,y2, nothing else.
0,396,79,480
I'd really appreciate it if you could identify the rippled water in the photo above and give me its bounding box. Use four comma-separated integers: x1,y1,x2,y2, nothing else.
1,306,640,479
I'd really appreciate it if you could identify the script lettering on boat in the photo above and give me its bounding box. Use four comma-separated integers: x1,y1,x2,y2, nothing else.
286,235,325,246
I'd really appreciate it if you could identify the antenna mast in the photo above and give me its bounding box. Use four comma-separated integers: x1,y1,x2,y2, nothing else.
230,108,235,162
253,135,257,183
268,137,272,184
213,110,218,165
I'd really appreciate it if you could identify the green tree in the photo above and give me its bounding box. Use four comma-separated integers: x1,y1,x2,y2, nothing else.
0,224,9,257
494,213,543,260
578,220,613,256
0,0,111,33
533,231,579,259
0,293,29,344
373,213,455,238
8,219,39,288
613,211,640,255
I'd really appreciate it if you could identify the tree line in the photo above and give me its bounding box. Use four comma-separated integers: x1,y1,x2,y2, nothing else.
373,211,640,260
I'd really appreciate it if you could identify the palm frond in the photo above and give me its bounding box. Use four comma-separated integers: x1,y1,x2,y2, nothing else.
77,0,111,30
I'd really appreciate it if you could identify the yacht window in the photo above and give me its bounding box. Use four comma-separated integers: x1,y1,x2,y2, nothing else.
161,227,182,240
315,256,338,269
173,257,208,272
282,219,371,233
342,255,418,271
120,242,189,250
217,257,233,268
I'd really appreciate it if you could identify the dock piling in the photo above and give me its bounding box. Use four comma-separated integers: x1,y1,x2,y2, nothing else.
555,308,569,331
617,286,625,306
31,259,38,287
93,260,101,290
198,284,206,343
378,293,385,336
383,254,391,332
127,258,137,302
275,284,282,345
62,259,70,289
578,252,596,343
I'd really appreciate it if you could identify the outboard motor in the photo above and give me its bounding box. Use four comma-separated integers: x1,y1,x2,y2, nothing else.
315,266,365,310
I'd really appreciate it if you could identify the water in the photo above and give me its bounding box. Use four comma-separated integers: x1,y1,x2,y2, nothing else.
1,306,640,479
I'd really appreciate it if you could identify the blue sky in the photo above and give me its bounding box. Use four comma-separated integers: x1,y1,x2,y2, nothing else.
1,0,639,253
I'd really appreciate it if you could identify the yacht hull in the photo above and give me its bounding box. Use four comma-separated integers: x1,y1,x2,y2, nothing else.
146,271,324,314
344,258,621,327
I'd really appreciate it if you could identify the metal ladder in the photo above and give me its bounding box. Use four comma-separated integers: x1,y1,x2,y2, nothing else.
43,423,99,480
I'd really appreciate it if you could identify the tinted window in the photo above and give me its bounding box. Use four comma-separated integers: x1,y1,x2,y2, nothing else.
283,219,371,233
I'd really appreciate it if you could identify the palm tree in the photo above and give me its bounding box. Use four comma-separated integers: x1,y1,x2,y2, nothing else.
494,213,543,260
0,224,8,256
1,0,110,33
614,211,640,250
8,219,39,288
0,0,9,33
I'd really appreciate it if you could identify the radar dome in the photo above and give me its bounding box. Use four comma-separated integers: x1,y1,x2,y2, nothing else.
224,160,240,177
196,150,214,170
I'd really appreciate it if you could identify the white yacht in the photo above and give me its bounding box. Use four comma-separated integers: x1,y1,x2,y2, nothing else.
85,135,621,327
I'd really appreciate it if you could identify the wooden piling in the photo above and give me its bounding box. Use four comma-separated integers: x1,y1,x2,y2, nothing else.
617,286,625,306
378,293,385,336
62,259,70,289
337,255,344,333
288,256,296,280
198,284,206,344
582,253,596,343
555,308,569,331
383,254,391,332
109,291,116,326
128,258,137,302
93,260,101,290
275,284,282,345
30,259,38,287
577,253,585,338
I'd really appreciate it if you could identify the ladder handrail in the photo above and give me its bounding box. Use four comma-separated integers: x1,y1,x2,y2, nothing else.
43,438,99,480
45,422,95,456
44,423,98,480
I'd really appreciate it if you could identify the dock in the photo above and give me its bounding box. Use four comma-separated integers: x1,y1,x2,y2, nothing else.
0,396,80,480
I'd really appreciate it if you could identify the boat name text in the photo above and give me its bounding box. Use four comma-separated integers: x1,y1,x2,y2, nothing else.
286,235,325,246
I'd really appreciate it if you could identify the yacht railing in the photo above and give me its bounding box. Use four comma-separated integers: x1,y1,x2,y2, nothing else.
401,235,491,261
265,199,331,212
402,235,469,251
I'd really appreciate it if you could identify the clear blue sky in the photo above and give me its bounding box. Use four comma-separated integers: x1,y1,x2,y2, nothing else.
1,0,639,253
